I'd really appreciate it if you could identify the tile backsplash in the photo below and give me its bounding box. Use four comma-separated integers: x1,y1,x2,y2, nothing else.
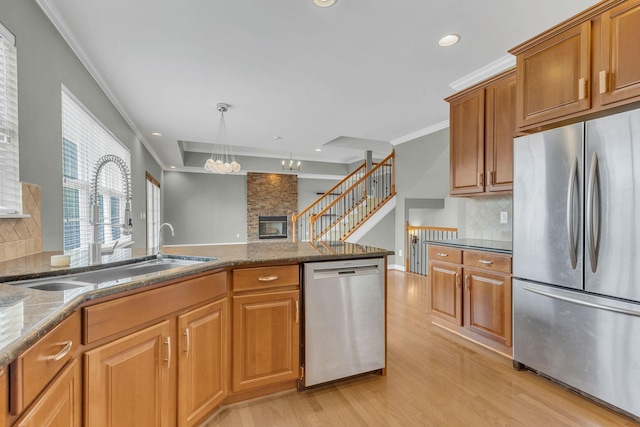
0,183,42,262
465,196,512,242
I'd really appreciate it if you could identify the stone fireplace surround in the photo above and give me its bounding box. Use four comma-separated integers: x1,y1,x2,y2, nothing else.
246,173,297,242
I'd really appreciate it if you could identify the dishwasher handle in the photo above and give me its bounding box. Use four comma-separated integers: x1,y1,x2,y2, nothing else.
312,265,380,280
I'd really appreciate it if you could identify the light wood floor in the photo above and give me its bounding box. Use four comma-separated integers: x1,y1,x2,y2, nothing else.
202,271,638,426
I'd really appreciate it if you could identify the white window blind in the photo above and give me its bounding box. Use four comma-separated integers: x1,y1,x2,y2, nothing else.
62,89,131,254
146,174,160,250
0,23,20,215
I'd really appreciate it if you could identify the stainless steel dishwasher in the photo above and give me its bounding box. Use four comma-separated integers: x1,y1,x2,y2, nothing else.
302,258,385,387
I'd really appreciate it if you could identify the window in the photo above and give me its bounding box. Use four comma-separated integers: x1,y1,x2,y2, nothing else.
0,22,20,215
62,88,131,254
146,173,160,249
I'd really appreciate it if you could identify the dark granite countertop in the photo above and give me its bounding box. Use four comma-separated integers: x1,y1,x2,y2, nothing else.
426,238,512,254
0,241,392,366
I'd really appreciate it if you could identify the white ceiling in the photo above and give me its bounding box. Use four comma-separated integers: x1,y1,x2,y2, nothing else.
39,0,599,171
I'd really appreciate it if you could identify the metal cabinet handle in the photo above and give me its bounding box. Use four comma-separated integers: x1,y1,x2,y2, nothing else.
599,71,608,94
455,273,460,288
465,274,470,290
437,253,448,257
164,336,171,367
578,78,587,100
258,275,278,282
46,341,72,362
478,172,484,187
586,152,599,273
566,156,578,270
478,260,493,265
488,171,494,186
183,329,190,359
295,301,299,324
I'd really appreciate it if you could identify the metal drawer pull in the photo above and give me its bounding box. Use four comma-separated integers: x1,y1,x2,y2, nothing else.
295,301,299,324
184,329,190,358
437,253,448,257
46,341,72,362
165,336,171,367
465,274,470,290
478,260,493,265
258,275,279,282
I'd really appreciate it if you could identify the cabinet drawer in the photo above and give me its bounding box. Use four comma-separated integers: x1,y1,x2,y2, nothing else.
10,311,80,414
233,265,299,292
428,245,462,264
463,250,511,274
84,271,227,344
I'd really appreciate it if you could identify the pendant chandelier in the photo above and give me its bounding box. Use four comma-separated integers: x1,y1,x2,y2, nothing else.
282,151,301,171
204,103,241,174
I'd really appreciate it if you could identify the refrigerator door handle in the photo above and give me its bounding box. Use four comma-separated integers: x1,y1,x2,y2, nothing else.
523,287,640,317
566,156,579,270
586,152,599,273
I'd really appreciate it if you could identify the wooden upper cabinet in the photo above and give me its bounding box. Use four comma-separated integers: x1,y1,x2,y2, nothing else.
449,89,485,195
514,21,591,129
485,71,516,193
447,69,515,197
599,0,640,105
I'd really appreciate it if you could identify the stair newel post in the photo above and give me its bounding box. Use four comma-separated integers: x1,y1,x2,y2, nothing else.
310,213,316,242
391,150,396,195
292,213,297,242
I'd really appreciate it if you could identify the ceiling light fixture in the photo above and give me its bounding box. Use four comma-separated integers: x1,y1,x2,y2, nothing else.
315,148,322,152
313,0,336,7
151,132,162,136
204,103,241,174
282,151,301,171
438,34,460,47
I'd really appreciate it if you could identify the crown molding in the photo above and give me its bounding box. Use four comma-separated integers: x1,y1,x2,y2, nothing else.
448,54,516,92
390,120,449,145
36,0,166,169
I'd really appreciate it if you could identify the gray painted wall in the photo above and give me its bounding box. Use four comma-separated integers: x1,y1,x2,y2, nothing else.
357,210,395,255
392,128,461,267
0,1,161,251
162,172,247,245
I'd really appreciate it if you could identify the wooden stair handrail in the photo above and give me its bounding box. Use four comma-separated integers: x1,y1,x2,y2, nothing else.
292,161,366,221
313,150,395,221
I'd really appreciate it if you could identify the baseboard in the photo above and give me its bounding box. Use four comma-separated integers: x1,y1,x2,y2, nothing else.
388,264,405,271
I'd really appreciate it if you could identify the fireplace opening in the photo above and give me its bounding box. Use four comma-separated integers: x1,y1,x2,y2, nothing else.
258,216,288,239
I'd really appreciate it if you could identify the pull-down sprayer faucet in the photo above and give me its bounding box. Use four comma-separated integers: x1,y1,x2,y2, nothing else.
89,154,133,265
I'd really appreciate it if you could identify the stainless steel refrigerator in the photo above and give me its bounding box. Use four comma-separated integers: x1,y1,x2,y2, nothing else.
513,108,640,419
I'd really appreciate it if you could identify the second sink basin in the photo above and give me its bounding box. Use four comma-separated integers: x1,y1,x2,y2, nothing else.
78,259,203,284
4,257,213,291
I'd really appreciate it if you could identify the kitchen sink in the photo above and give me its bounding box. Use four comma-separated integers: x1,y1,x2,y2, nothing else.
4,257,214,291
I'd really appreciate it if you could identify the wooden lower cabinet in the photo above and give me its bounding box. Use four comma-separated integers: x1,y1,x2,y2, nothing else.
178,298,228,427
0,368,5,427
428,245,512,354
429,261,462,326
84,321,172,427
232,290,300,393
12,359,81,427
463,268,512,347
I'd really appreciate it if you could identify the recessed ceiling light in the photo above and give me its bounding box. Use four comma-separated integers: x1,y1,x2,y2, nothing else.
313,0,336,7
438,34,460,47
151,132,162,136
315,148,322,152
170,166,176,169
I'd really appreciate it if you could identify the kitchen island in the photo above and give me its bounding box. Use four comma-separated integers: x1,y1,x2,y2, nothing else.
0,241,391,427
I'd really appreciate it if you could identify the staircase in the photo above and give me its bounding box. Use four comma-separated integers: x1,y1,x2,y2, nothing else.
293,151,396,242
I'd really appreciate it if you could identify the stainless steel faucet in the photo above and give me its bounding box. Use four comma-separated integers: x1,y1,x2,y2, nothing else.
157,223,175,262
89,154,133,265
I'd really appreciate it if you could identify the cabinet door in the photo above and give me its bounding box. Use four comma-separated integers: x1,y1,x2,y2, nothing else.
232,290,300,392
485,71,515,193
429,261,463,326
12,359,81,427
178,298,228,427
463,269,512,346
1,368,7,427
515,21,591,129
85,321,172,427
449,89,485,195
599,0,640,105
